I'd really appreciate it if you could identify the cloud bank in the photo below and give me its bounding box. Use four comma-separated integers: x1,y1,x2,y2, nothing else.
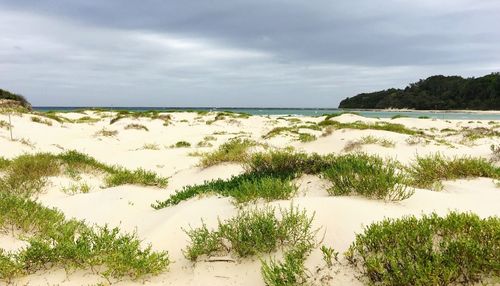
1,0,499,107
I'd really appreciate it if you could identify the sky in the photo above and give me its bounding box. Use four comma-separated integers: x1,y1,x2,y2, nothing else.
0,1,499,107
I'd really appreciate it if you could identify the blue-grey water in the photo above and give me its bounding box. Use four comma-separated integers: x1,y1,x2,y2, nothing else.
33,107,500,120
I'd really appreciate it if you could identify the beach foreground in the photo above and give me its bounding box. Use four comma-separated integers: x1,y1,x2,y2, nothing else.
0,110,499,285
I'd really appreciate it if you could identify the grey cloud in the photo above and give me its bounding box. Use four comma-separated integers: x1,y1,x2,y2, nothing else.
0,0,499,107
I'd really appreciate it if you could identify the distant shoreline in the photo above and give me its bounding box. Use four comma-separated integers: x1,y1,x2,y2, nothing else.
32,106,500,113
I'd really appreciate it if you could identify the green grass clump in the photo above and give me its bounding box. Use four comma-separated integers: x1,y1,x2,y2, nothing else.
200,138,256,167
408,154,500,190
31,116,52,126
184,205,317,261
0,153,59,197
152,174,296,208
0,193,169,282
0,151,168,196
172,141,191,148
322,154,413,201
246,150,334,177
105,168,168,187
125,123,149,131
298,133,316,143
346,212,500,285
74,116,100,123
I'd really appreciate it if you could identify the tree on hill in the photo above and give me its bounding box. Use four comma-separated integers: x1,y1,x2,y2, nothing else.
339,73,500,110
0,88,32,110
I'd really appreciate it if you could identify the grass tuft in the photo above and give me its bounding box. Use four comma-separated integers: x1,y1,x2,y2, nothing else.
408,154,500,190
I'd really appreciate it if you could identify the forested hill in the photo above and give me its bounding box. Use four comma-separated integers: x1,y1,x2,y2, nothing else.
0,88,31,110
338,73,500,110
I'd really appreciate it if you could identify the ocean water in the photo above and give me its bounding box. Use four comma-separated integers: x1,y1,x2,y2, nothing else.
33,107,500,120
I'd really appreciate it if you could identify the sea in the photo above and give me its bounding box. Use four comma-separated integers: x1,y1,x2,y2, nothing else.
33,107,500,120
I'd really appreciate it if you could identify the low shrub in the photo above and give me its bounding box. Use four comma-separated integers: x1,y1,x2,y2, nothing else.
322,154,413,201
346,212,500,285
184,205,317,261
172,141,191,148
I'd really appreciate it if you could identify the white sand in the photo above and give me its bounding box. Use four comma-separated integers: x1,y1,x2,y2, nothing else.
0,111,499,285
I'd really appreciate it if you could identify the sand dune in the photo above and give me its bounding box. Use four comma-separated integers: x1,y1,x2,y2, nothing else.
1,111,498,285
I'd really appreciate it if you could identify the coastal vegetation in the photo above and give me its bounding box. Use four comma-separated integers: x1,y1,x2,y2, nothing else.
153,150,499,209
339,73,500,110
346,212,500,285
343,135,395,152
125,123,149,131
0,193,169,282
199,138,257,167
185,205,318,285
0,150,168,197
408,154,499,190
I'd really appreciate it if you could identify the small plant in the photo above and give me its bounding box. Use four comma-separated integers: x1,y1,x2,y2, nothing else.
142,143,160,150
322,153,413,201
172,141,191,148
490,144,500,162
94,128,118,137
199,138,256,167
346,212,500,285
261,243,311,286
418,115,430,119
125,123,149,131
62,182,91,195
320,245,338,268
184,205,317,261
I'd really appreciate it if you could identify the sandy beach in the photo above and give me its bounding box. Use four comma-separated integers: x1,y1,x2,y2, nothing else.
0,110,499,285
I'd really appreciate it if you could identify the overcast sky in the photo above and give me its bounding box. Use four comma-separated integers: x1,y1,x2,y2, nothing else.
1,0,499,107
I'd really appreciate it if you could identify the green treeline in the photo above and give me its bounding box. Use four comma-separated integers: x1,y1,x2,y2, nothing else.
339,73,500,110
